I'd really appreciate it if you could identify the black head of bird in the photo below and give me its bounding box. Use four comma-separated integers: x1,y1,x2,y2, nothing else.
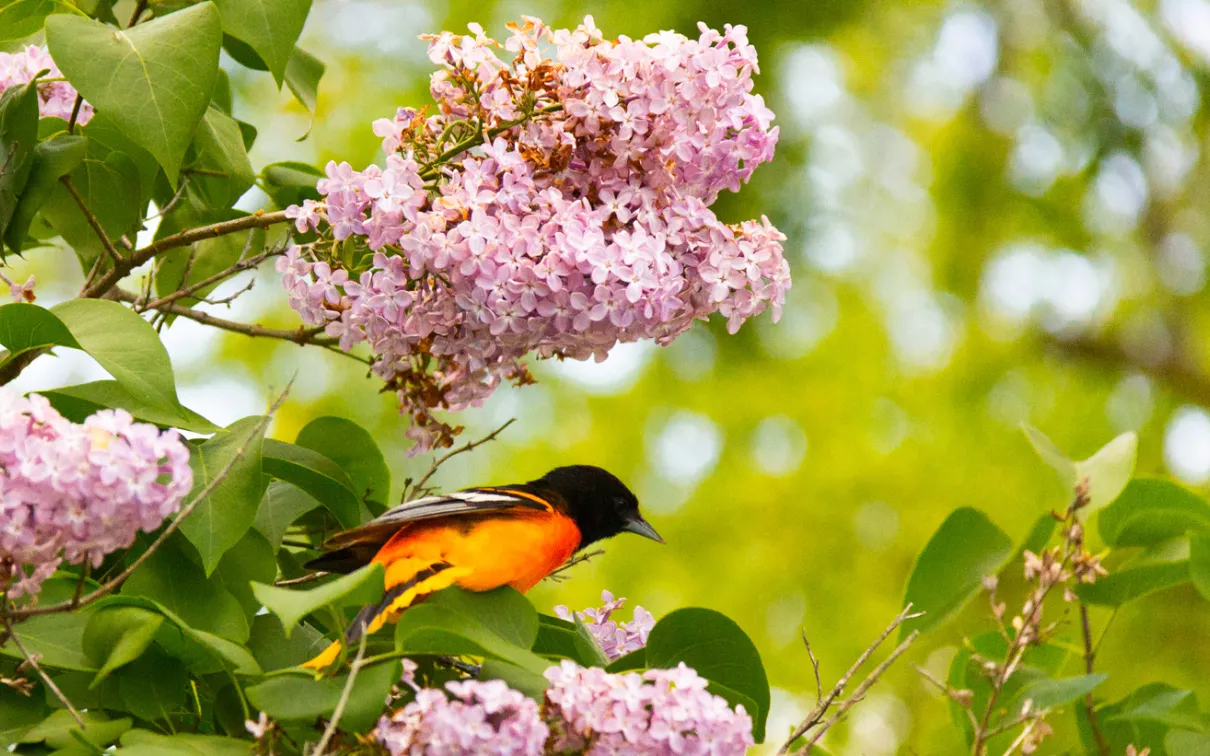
531,464,663,548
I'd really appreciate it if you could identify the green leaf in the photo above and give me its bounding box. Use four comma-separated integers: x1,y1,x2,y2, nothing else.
426,586,539,649
245,659,400,732
261,160,321,208
213,0,311,86
902,507,1012,636
394,601,551,675
0,0,55,44
1167,731,1210,756
533,614,611,667
115,729,253,756
1019,513,1057,555
1,611,95,671
645,607,770,743
41,380,219,433
120,535,250,643
295,416,392,512
480,659,550,699
284,46,323,114
20,710,131,750
0,683,50,748
251,562,384,638
247,614,329,671
185,107,255,209
1099,478,1210,548
1076,431,1137,510
51,299,180,410
1023,425,1077,486
0,80,39,244
39,130,144,271
1191,533,1210,602
262,438,364,528
1076,560,1190,606
0,303,80,362
572,615,611,668
1103,684,1205,730
45,2,222,184
3,132,86,254
254,480,320,550
214,529,277,620
1013,674,1107,711
92,594,261,675
178,416,267,574
114,648,189,723
82,606,165,686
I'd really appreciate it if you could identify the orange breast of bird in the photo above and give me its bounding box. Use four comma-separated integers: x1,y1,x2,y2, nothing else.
374,507,583,594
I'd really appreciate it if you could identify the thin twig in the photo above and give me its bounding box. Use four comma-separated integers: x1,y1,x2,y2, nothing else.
408,418,516,497
137,244,279,311
801,630,920,751
66,95,83,134
1080,604,1110,755
60,175,124,265
2,615,84,726
915,665,981,729
311,633,367,756
803,630,823,704
1000,715,1045,756
127,0,148,26
545,549,605,582
6,386,288,620
276,572,329,588
778,604,923,754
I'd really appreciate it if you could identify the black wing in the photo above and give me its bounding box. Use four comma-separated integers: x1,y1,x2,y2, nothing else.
306,486,554,573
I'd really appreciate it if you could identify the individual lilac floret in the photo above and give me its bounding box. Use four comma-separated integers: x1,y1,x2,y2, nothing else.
555,590,655,661
544,660,755,755
375,678,549,756
0,388,193,598
281,16,789,453
0,46,93,124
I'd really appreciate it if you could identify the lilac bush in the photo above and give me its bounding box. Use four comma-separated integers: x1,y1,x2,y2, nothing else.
555,590,654,661
0,46,92,124
280,17,788,451
0,388,193,598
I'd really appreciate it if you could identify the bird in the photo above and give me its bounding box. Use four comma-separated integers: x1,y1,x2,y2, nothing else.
300,464,662,669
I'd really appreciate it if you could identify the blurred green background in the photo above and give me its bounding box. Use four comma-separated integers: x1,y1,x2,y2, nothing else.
12,0,1210,751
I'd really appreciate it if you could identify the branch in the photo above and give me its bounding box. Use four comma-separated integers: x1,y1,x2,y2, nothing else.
1081,604,1110,756
134,243,282,312
111,289,366,361
82,209,290,299
311,633,367,756
1046,332,1210,407
406,418,516,498
545,549,605,582
2,614,84,726
6,385,288,620
800,631,920,751
778,604,924,754
60,175,123,266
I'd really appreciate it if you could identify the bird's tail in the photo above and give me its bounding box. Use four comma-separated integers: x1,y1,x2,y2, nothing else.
301,560,471,670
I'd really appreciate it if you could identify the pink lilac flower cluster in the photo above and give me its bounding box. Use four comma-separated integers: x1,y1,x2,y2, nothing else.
543,661,754,755
375,678,550,755
0,388,192,598
555,590,655,661
374,661,753,755
0,46,93,124
280,16,788,452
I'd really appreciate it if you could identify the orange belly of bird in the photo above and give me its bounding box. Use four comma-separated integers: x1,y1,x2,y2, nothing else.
374,509,583,593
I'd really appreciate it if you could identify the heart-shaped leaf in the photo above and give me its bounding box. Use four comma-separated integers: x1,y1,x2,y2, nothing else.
46,3,222,184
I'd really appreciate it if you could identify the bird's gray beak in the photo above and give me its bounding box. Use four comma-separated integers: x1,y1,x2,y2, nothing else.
622,514,664,544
